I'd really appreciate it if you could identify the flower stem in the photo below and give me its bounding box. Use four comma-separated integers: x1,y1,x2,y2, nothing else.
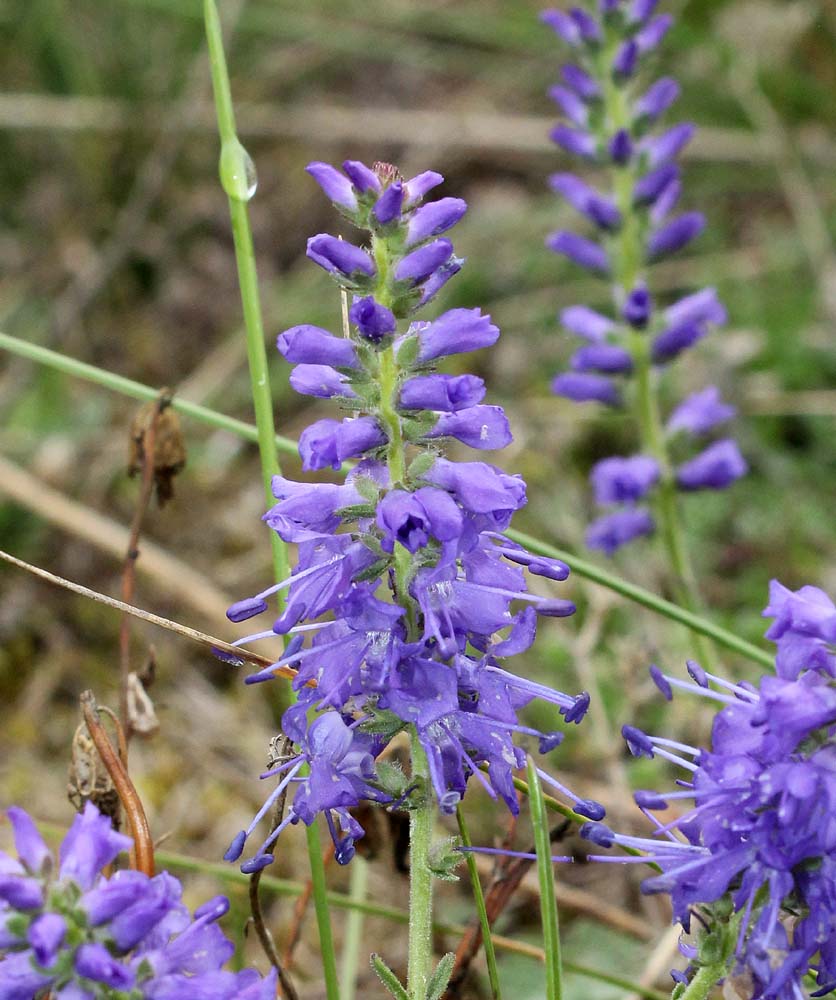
203,3,338,994
677,964,721,1000
407,730,435,1000
340,856,369,1000
203,0,288,591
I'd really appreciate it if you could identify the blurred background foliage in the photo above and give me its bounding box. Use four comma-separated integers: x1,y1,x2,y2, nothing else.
1,0,835,996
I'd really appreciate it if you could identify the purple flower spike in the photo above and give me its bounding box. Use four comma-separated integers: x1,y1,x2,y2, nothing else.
570,344,633,373
550,124,597,159
349,295,396,342
676,439,747,491
399,373,486,412
394,237,454,284
306,161,357,212
277,324,360,369
553,372,620,405
549,173,621,230
290,364,358,399
403,170,444,207
426,405,513,450
591,455,660,504
547,231,609,273
667,386,736,436
307,234,376,280
373,181,404,225
415,308,499,362
341,159,381,193
647,212,705,259
635,77,680,122
406,197,467,247
0,803,276,996
586,508,655,555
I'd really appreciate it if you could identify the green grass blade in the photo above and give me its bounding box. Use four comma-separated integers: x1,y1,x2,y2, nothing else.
526,756,563,1000
455,805,502,999
340,855,369,1000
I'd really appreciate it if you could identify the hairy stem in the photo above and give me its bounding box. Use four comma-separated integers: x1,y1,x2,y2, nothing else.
407,731,435,1000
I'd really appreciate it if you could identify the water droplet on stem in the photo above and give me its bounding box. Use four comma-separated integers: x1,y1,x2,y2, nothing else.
219,139,258,201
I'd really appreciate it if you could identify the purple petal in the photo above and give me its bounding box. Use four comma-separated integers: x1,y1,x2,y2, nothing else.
586,508,655,555
305,162,357,211
425,405,512,450
570,344,633,373
405,197,467,247
676,439,747,491
277,325,360,369
307,234,376,279
591,455,660,504
647,212,705,259
552,372,620,405
547,231,609,273
415,308,499,362
666,386,736,436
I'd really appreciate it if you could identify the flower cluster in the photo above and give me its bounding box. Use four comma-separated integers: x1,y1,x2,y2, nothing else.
542,0,746,555
0,802,276,999
223,159,599,873
582,580,836,999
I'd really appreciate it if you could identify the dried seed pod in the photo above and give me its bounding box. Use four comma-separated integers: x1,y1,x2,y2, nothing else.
128,394,186,505
67,724,120,827
126,671,159,737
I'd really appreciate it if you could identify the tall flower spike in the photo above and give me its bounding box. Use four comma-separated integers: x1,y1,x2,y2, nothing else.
223,159,599,872
0,803,277,999
543,2,746,559
582,581,836,999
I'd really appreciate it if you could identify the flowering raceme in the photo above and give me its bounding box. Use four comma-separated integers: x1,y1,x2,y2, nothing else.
543,0,746,555
582,580,836,999
223,159,600,873
0,802,276,999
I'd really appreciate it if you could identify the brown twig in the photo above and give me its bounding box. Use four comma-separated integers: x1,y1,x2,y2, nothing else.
120,392,167,742
79,690,155,876
0,548,298,680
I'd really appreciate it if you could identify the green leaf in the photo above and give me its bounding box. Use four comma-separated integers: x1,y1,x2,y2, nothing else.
370,953,410,1000
527,756,563,1000
428,836,462,882
375,760,409,798
352,557,391,584
425,952,456,1000
407,450,437,480
395,335,419,369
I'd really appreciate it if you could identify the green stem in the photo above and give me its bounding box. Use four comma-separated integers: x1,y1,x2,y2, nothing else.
203,2,337,995
305,821,342,1000
526,758,563,1000
0,329,773,667
677,964,721,1000
340,856,369,1000
408,731,435,1000
0,330,301,459
203,0,288,590
456,805,502,999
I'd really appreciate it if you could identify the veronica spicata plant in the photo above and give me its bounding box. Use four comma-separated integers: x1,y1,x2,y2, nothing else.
219,158,600,996
543,1,746,591
0,802,277,1000
583,580,836,1000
